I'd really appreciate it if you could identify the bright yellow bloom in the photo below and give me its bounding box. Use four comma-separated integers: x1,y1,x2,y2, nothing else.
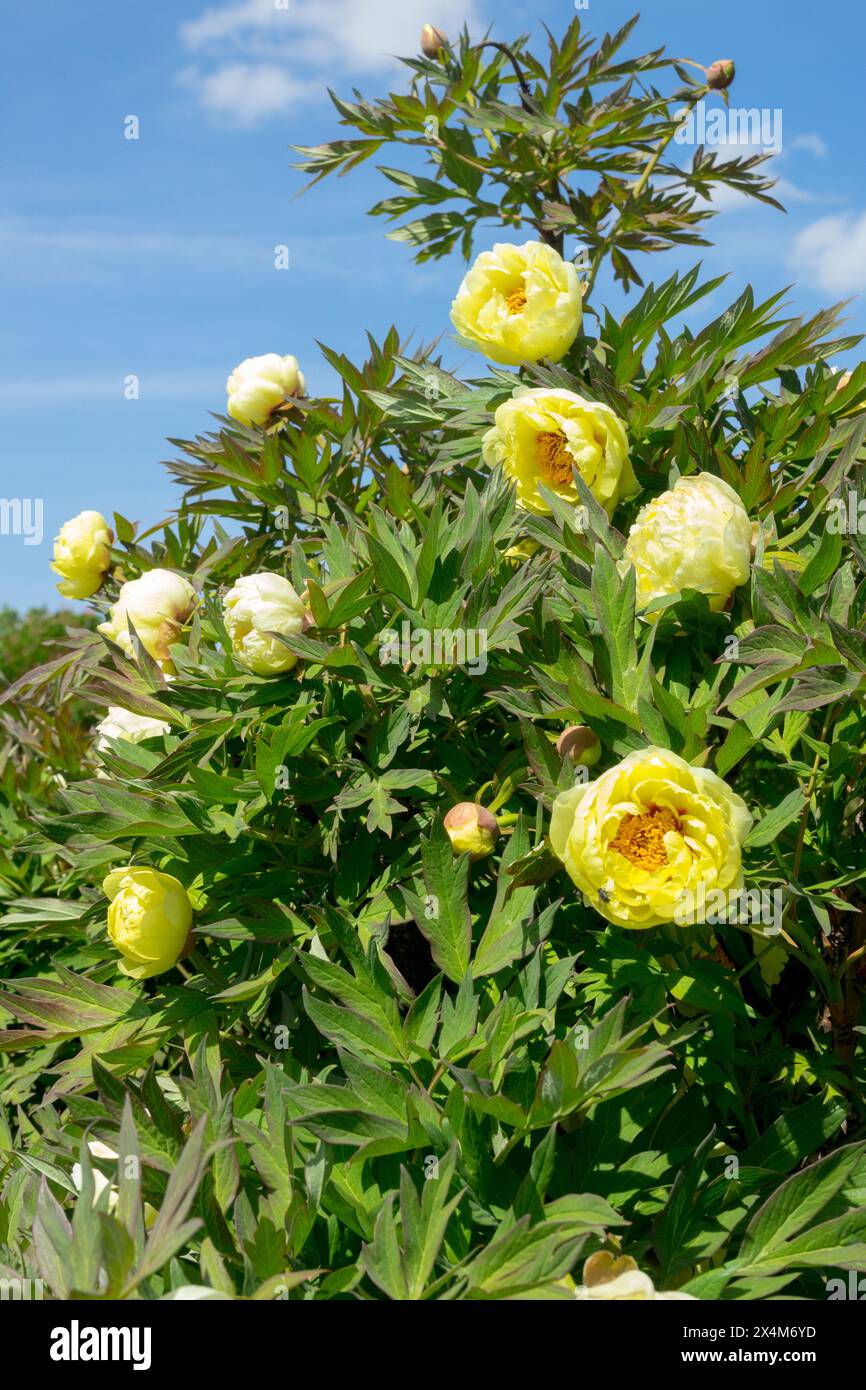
222,572,308,675
503,538,540,566
623,473,751,613
226,353,306,426
51,511,113,600
483,387,637,516
450,241,582,365
98,569,197,670
103,866,193,979
444,802,499,860
549,746,752,929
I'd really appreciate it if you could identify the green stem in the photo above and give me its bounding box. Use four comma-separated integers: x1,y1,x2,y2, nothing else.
583,88,704,301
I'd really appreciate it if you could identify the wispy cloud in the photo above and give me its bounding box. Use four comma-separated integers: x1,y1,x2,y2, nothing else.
790,133,828,159
176,62,316,126
790,209,866,294
178,0,483,126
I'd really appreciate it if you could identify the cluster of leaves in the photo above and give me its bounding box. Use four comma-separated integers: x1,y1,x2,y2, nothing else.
1,13,866,1301
294,14,781,286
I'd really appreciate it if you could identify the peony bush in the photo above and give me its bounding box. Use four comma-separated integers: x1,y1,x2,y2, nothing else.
2,14,866,1303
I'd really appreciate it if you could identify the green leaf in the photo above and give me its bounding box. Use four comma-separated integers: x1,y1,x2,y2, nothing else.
411,823,473,985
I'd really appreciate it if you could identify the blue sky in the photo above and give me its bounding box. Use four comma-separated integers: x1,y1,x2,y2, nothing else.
3,0,866,610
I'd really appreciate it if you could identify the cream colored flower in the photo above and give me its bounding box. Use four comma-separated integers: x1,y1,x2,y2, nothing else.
72,1140,118,1211
573,1252,696,1300
51,511,113,600
222,572,307,675
226,353,306,426
450,241,582,365
575,1270,696,1300
623,473,751,613
443,802,499,860
96,706,170,752
98,569,197,670
162,1286,235,1301
549,746,752,929
103,866,193,980
483,387,637,516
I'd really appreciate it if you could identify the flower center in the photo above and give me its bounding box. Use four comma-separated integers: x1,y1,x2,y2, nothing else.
505,286,527,314
535,431,574,487
610,806,680,871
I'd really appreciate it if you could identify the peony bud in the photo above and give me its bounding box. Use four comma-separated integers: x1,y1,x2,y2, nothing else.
706,58,735,90
226,353,306,427
556,724,601,767
98,568,197,670
103,866,194,979
51,510,113,600
96,706,170,752
421,24,448,58
223,572,308,676
444,802,499,860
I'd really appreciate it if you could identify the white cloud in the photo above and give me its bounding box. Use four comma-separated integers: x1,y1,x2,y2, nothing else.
178,63,314,125
790,133,828,159
790,210,866,294
179,0,482,125
181,0,281,49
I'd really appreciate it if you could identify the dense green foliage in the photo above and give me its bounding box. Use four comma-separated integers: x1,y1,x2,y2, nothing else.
1,15,866,1301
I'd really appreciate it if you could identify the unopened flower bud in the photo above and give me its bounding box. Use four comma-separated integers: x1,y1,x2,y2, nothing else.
443,802,499,860
706,59,735,90
421,24,449,59
556,725,601,767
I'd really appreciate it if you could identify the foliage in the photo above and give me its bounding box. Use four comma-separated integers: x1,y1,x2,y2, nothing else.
1,14,865,1302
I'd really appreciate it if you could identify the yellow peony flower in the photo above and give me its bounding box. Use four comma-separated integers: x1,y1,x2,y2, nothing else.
483,387,637,516
98,569,197,670
51,510,113,600
450,241,582,366
503,538,540,566
226,353,306,426
222,572,308,675
623,473,751,613
443,802,499,860
103,866,193,979
95,706,170,752
549,746,752,929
